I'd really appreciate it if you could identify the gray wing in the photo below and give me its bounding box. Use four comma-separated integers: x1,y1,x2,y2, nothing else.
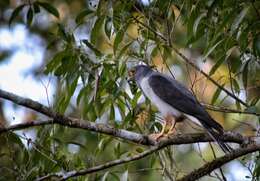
148,74,223,132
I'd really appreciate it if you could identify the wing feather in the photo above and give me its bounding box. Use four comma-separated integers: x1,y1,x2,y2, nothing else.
148,74,223,132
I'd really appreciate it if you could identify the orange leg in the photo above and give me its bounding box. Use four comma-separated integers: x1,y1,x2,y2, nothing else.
149,115,174,141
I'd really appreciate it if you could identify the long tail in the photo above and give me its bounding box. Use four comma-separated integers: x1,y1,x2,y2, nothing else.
203,124,232,153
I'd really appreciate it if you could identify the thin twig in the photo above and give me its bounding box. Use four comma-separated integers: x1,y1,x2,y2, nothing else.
202,103,260,116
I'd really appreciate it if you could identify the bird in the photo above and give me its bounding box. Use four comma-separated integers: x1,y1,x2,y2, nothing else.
131,64,231,153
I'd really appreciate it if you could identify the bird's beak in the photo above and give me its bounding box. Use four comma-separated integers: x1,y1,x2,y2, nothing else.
127,69,136,82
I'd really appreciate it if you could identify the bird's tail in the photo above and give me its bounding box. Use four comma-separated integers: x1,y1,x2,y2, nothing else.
204,125,232,153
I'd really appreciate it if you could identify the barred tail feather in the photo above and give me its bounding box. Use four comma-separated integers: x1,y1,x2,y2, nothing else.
202,123,232,153
206,127,232,153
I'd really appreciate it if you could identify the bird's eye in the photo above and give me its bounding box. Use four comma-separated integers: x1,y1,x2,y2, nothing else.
128,69,136,77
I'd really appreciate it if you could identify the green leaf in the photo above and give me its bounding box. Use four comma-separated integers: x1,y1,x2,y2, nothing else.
44,51,67,74
245,106,257,114
120,170,128,181
135,147,144,153
235,100,241,110
242,60,249,90
26,6,33,26
250,97,259,106
37,1,59,18
57,23,68,40
91,15,105,45
57,75,79,113
193,12,206,35
201,39,224,62
9,4,26,26
114,28,125,55
76,86,87,106
253,35,260,58
117,41,133,59
231,78,240,93
101,171,110,181
230,6,249,35
33,3,41,14
110,103,115,121
211,85,224,104
105,17,112,39
209,55,225,76
82,39,102,56
75,9,94,24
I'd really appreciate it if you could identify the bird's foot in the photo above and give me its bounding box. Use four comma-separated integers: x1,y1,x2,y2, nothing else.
148,133,164,141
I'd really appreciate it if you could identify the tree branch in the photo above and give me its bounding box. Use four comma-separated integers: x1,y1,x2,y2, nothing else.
36,145,163,181
134,17,250,108
170,45,249,107
202,103,260,116
177,143,260,181
0,89,259,181
0,88,254,147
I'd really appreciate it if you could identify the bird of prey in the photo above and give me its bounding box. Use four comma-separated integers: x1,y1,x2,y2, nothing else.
132,64,231,153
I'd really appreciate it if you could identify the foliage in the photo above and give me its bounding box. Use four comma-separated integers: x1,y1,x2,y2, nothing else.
0,0,259,180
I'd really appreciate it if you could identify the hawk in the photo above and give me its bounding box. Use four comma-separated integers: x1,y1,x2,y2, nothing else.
132,64,231,153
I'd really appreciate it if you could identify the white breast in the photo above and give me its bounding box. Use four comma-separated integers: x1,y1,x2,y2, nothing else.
140,76,181,117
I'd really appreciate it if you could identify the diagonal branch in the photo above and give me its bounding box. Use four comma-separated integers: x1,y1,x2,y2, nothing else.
169,46,249,107
36,145,163,181
177,143,260,181
134,17,249,107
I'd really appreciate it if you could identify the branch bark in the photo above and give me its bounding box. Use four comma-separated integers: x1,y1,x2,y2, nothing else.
0,88,259,181
0,88,254,147
36,145,163,181
177,143,260,181
134,17,249,108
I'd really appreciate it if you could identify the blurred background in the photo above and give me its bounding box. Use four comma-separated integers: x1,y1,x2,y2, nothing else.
0,0,259,180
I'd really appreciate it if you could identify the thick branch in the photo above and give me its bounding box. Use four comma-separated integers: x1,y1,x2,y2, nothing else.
0,118,249,146
177,143,260,181
0,89,258,181
36,145,162,181
0,89,253,147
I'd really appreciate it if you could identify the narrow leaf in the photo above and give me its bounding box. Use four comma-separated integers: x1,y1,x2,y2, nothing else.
26,7,33,26
9,4,26,26
82,39,102,56
33,3,41,14
75,9,93,24
117,41,132,59
110,104,115,121
242,60,249,90
37,2,59,18
193,12,206,35
209,55,225,76
211,85,224,104
91,16,105,45
201,39,224,62
101,172,110,181
105,17,112,39
120,170,128,181
231,7,249,34
114,28,125,55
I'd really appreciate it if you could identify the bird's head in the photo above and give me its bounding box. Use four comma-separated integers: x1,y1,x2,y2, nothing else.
128,64,153,82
